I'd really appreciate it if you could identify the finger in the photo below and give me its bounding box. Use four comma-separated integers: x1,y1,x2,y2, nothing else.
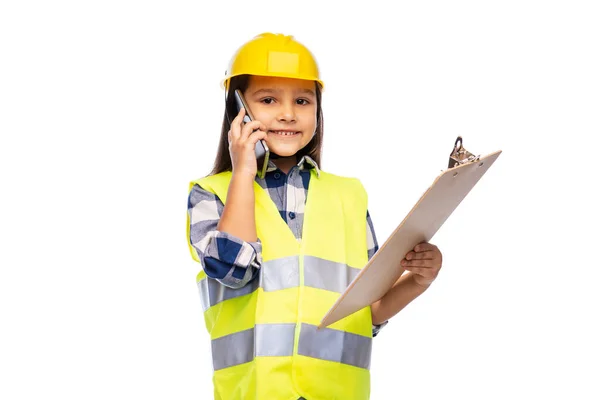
230,107,249,138
230,112,245,140
414,242,437,252
248,129,268,144
235,106,246,120
240,120,265,141
401,259,435,268
405,251,435,261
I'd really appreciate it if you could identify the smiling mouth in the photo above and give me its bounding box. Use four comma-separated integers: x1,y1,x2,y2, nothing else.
269,130,300,136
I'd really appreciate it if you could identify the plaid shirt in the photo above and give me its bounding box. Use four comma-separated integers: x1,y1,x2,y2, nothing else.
187,156,387,335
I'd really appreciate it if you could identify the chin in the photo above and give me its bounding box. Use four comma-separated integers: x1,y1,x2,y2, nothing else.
264,142,300,157
269,148,299,158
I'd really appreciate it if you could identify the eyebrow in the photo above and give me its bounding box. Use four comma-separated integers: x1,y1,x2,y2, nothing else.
251,88,316,97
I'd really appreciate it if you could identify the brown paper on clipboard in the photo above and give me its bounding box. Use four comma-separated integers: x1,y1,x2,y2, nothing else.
319,139,502,329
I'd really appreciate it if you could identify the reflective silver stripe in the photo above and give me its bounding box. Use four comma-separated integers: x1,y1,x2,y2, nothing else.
256,323,296,357
199,255,358,310
304,256,360,293
212,328,254,371
211,323,297,370
197,278,210,311
197,276,259,312
298,323,372,370
197,256,300,311
260,256,300,292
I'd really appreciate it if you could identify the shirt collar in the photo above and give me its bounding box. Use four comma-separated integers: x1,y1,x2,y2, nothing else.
265,155,321,178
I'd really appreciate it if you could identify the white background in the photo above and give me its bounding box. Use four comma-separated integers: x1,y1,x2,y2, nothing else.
1,1,599,399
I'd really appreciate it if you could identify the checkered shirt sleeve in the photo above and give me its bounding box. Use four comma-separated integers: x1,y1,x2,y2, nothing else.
188,184,262,289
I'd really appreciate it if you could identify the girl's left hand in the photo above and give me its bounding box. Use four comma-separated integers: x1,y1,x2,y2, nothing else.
400,242,443,287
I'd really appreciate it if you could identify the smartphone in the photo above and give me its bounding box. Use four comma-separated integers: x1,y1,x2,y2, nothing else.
234,89,270,178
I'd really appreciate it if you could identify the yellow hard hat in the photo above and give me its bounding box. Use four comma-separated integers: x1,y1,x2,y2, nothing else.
222,32,324,91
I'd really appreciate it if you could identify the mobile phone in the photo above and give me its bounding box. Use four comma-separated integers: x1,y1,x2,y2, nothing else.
234,89,270,179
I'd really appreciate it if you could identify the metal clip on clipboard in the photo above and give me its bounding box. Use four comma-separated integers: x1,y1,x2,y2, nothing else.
448,136,480,169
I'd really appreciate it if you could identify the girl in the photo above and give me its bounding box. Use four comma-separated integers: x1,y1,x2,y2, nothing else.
186,32,443,400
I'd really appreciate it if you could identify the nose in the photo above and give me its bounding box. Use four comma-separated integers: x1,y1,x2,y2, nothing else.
277,101,296,122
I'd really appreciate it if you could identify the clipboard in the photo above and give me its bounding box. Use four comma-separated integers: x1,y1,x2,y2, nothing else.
319,137,502,329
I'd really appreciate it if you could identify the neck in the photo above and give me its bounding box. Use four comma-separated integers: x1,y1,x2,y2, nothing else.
272,156,298,174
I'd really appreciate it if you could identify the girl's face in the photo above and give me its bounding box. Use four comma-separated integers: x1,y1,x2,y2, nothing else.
244,76,318,158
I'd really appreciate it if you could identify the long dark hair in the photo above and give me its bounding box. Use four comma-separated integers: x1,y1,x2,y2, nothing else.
209,74,324,176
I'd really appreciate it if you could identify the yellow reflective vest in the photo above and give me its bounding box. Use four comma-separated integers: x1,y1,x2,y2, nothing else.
187,169,373,400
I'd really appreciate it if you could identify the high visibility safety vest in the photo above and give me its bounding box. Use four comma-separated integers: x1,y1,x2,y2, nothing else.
187,169,373,400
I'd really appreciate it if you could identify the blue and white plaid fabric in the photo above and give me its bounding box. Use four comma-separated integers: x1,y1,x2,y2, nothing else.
188,155,387,335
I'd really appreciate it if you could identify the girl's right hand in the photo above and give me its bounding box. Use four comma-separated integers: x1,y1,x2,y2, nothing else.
228,107,268,178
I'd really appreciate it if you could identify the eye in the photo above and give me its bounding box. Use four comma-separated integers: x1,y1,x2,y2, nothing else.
296,98,310,105
261,97,275,104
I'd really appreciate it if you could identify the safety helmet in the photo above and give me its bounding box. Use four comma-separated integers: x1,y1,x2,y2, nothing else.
222,32,324,91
